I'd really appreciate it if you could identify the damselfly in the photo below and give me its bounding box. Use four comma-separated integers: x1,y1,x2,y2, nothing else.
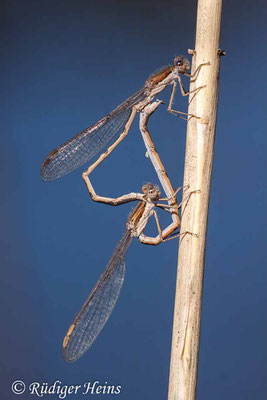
41,56,208,181
63,183,181,362
41,57,205,361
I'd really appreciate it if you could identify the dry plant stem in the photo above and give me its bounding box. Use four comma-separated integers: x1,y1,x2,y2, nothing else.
168,0,223,399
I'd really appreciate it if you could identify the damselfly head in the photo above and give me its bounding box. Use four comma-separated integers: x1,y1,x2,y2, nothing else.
174,56,190,74
142,183,161,201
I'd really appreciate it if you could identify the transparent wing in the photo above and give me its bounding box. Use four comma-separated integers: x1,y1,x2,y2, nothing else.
41,88,147,181
63,229,133,362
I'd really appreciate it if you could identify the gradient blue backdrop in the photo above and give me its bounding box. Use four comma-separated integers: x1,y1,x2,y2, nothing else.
0,0,265,399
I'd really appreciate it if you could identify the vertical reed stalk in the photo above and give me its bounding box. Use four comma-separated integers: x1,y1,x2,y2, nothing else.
168,1,223,399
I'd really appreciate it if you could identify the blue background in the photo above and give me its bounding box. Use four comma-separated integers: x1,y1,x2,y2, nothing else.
0,0,265,399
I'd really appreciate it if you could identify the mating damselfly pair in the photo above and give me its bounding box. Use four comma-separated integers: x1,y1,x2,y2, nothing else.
41,55,209,361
